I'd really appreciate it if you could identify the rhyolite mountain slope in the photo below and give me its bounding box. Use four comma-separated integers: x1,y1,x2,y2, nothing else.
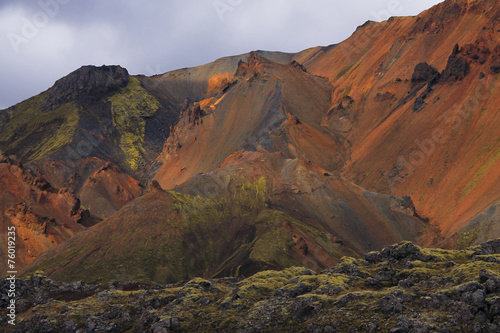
292,0,500,241
0,153,88,273
0,0,499,282
151,0,500,245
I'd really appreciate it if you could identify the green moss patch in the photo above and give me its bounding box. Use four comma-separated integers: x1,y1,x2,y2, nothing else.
0,93,79,162
106,77,160,170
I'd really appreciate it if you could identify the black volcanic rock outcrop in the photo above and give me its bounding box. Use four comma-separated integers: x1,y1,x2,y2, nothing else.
45,65,129,110
411,62,439,88
440,44,470,82
411,62,441,111
290,60,307,72
491,62,500,74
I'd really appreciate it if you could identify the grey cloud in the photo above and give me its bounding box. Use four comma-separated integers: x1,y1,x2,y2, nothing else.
0,0,443,109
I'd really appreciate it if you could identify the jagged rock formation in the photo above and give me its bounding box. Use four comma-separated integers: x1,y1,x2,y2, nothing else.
44,65,130,110
440,44,471,82
0,152,86,269
3,240,500,332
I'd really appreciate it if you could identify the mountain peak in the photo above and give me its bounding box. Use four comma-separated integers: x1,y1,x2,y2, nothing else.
45,65,129,110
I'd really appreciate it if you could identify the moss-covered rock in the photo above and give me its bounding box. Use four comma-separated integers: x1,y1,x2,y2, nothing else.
106,77,161,171
6,240,500,332
0,94,80,162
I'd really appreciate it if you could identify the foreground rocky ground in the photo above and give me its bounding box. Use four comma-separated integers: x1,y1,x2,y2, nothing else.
2,240,500,332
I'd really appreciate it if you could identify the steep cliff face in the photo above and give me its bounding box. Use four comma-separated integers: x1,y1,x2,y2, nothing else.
44,65,130,110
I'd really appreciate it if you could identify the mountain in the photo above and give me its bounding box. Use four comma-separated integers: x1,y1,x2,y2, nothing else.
291,0,500,243
0,0,498,285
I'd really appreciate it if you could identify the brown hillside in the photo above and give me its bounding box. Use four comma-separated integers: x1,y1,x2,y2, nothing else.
0,154,85,272
293,0,500,240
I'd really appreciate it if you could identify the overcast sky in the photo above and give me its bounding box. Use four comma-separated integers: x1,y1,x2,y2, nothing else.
0,0,443,109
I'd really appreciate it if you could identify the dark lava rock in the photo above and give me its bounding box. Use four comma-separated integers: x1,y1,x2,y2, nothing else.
187,105,206,125
373,267,397,282
12,314,62,333
150,180,163,191
481,47,491,54
413,94,426,111
472,239,500,255
484,276,500,294
389,316,432,333
399,195,414,211
290,60,307,72
45,65,130,110
391,195,417,215
135,311,159,332
411,68,439,112
411,62,439,88
365,241,427,264
288,282,313,297
86,316,107,332
292,298,322,322
488,297,500,316
420,293,451,309
6,238,500,332
491,62,500,74
366,277,382,289
330,257,366,278
440,44,470,82
380,291,404,314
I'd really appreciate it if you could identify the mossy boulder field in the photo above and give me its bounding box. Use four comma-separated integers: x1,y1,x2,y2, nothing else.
2,240,500,332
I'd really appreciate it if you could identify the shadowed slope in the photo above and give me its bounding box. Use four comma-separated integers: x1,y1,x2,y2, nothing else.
22,179,354,284
175,150,432,255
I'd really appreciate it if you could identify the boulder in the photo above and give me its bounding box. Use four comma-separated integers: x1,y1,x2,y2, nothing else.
411,62,439,87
